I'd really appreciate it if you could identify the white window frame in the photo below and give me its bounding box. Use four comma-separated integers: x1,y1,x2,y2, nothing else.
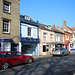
65,35,67,40
3,1,10,13
43,32,47,41
58,36,60,42
27,27,32,37
50,34,53,41
63,36,64,42
3,20,10,33
56,35,60,42
70,36,73,41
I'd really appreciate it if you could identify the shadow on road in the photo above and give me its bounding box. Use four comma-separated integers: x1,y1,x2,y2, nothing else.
0,53,75,75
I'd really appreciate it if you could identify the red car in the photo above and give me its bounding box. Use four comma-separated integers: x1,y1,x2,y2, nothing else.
0,51,34,69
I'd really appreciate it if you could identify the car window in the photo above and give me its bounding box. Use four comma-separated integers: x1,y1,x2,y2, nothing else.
53,48,58,51
16,52,22,56
60,48,64,50
11,52,16,57
0,53,7,57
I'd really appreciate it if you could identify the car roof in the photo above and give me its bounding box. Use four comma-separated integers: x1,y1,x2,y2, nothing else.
0,51,20,54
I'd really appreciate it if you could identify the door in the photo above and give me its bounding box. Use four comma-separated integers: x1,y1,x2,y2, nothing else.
15,52,25,64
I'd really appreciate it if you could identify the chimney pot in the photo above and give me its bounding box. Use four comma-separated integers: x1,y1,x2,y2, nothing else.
52,23,55,28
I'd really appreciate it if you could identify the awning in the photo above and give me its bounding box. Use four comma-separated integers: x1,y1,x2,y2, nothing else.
20,38,40,43
0,39,11,42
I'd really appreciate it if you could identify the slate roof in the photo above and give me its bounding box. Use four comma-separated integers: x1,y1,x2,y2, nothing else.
51,28,64,34
39,23,64,34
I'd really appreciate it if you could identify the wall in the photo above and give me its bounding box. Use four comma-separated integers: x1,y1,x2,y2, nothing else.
39,28,55,55
0,0,20,44
21,23,38,38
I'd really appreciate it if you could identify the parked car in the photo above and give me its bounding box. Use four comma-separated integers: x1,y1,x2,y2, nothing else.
52,48,70,56
0,51,34,69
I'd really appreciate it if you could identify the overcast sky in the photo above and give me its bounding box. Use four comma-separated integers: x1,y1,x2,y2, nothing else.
20,0,75,28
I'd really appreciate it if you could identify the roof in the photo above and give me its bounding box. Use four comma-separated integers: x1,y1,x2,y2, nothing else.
72,27,75,31
20,15,38,27
39,23,52,31
51,28,64,34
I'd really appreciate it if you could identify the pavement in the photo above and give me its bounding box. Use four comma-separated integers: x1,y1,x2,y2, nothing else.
33,50,75,59
33,55,52,59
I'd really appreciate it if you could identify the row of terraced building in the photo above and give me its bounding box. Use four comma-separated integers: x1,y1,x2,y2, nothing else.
0,0,75,56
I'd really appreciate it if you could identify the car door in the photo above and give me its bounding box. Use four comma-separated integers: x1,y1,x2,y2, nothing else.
64,48,68,54
15,52,25,64
7,52,19,66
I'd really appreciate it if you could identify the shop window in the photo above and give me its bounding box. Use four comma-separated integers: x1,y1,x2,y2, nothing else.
3,42,11,51
22,45,32,54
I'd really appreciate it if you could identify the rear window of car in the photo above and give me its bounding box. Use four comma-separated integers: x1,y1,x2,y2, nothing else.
53,48,59,51
53,48,65,51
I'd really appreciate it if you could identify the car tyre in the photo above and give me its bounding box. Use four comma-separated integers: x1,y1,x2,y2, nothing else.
1,62,9,69
62,53,64,56
27,58,33,64
68,51,70,55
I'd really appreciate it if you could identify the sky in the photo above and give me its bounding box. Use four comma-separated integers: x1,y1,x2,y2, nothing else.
20,0,75,28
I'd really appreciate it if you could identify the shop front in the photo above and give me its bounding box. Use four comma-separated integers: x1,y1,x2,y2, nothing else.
0,39,19,51
64,42,69,50
19,38,39,56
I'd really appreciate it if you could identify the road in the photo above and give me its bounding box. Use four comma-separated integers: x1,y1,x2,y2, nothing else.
0,52,75,75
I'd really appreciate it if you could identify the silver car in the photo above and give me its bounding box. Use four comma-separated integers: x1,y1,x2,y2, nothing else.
52,48,70,56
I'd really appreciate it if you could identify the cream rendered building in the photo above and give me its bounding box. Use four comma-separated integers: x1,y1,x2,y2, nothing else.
39,23,55,55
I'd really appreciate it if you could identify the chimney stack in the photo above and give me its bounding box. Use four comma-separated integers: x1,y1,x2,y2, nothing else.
52,23,55,28
63,21,66,26
62,21,66,29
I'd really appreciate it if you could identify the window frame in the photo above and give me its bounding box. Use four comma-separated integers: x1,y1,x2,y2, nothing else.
3,1,10,13
27,27,32,37
50,34,53,41
3,19,10,33
43,32,47,41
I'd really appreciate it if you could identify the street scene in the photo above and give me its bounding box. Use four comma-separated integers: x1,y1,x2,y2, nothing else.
0,52,75,75
0,0,75,75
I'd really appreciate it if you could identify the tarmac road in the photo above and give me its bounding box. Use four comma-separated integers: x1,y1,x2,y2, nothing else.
0,52,75,75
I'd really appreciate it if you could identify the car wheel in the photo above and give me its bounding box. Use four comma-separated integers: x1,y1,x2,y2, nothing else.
27,58,33,64
62,53,64,56
1,62,9,69
68,51,70,55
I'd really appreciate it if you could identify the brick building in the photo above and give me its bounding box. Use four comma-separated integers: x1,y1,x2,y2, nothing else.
0,0,20,51
62,21,73,50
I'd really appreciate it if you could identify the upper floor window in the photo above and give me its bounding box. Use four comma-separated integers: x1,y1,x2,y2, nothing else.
43,32,47,40
3,1,10,13
3,20,10,33
70,36,73,41
50,34,53,41
28,27,31,37
63,36,64,42
56,35,60,42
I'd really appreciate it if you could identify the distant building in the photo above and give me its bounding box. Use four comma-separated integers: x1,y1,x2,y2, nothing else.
52,23,64,48
72,27,75,49
19,15,39,56
62,21,73,51
39,23,55,55
0,0,20,51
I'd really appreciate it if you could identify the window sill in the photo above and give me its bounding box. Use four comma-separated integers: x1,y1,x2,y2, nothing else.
2,32,11,35
3,11,11,15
